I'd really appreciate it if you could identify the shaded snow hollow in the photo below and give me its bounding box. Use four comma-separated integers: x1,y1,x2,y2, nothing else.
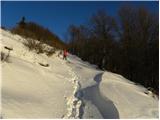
0,29,159,118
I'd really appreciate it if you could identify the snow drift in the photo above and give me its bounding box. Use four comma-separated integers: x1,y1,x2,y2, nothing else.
100,72,159,118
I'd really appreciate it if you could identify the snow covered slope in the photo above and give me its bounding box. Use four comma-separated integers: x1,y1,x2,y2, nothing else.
100,72,158,118
67,54,159,119
0,29,159,118
0,29,79,118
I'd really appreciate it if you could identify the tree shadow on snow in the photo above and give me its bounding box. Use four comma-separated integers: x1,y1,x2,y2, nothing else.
82,73,119,119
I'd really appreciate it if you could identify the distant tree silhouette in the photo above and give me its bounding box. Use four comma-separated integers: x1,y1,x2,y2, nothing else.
68,7,159,94
18,16,26,28
118,6,159,93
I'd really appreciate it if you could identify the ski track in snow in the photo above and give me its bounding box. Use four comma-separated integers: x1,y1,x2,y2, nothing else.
62,61,83,119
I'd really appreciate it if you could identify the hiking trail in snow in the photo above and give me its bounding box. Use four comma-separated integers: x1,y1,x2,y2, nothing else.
62,60,83,119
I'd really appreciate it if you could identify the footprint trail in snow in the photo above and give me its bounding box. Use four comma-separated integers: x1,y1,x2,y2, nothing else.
62,61,83,119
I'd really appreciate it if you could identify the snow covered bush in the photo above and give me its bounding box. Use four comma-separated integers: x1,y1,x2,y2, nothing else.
23,38,45,54
1,51,10,62
45,48,56,56
11,18,66,50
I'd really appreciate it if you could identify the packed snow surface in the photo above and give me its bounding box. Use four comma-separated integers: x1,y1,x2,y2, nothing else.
0,29,159,118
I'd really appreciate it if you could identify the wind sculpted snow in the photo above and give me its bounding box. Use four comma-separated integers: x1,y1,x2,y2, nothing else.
79,73,119,119
67,54,158,119
100,72,159,118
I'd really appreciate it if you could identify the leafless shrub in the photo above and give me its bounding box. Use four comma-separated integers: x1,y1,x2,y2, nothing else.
23,38,36,51
23,38,45,54
45,48,56,57
1,52,10,62
35,42,45,54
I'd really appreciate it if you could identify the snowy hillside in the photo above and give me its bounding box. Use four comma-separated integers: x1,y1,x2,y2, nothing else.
0,29,159,118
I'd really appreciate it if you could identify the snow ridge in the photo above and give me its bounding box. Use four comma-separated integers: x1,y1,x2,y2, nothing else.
63,63,83,119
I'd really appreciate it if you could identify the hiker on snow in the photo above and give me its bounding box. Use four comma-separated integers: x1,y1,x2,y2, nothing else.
63,49,68,60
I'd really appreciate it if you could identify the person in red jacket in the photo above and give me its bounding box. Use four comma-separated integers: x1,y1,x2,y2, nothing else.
63,49,68,60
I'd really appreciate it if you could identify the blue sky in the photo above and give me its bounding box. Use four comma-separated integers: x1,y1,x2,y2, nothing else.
1,1,159,41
